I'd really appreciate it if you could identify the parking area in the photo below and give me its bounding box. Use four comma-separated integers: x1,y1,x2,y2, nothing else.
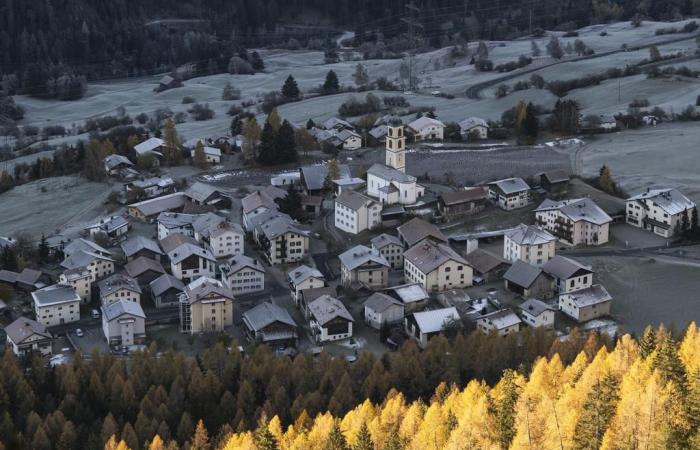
608,223,671,249
68,326,111,355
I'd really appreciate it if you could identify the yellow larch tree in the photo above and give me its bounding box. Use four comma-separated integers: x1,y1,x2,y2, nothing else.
221,432,257,450
369,391,407,446
443,381,494,450
679,322,700,374
398,400,425,444
406,401,449,450
340,399,377,447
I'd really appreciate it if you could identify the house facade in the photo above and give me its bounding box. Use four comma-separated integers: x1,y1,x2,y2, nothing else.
405,307,459,348
407,116,445,141
371,234,404,269
626,188,696,238
5,317,53,357
101,300,146,347
503,224,557,267
559,284,612,322
179,278,234,334
256,216,310,265
403,241,473,293
242,302,298,347
150,274,185,308
339,245,390,289
542,255,594,294
334,190,381,234
458,117,489,140
437,188,488,220
288,265,325,302
58,268,92,303
477,309,522,335
307,295,354,343
98,274,142,306
487,178,531,210
535,198,612,246
363,292,404,330
519,299,555,329
220,255,265,295
32,284,81,326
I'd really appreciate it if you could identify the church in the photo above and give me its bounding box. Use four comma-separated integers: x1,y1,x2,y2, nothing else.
366,118,424,206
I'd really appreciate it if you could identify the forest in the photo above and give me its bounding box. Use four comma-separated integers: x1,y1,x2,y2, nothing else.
1,0,698,99
109,323,698,450
0,325,625,450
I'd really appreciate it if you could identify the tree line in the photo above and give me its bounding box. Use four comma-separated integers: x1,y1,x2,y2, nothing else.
111,323,700,450
0,324,623,450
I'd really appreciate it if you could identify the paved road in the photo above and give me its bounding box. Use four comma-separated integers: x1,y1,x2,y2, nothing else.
465,33,700,100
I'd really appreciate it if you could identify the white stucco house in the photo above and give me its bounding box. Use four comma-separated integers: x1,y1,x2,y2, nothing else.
334,190,381,234
101,299,146,347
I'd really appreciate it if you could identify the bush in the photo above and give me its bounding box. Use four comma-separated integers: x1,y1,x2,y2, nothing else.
683,21,699,33
135,113,149,124
375,77,399,91
182,96,196,104
474,59,493,72
222,83,241,101
0,96,24,120
42,125,66,138
494,84,510,98
173,112,187,124
513,81,530,91
530,74,546,89
188,103,214,121
260,91,287,114
629,98,650,108
383,95,409,108
23,125,39,136
227,105,244,117
338,93,381,117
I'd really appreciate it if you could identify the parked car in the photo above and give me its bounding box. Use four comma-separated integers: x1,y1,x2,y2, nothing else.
75,328,84,337
91,309,100,319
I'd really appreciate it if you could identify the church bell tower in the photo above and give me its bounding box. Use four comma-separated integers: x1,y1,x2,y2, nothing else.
385,118,406,173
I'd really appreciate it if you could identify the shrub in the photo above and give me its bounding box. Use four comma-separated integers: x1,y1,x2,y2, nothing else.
494,84,510,98
530,74,546,89
338,93,381,117
227,105,244,117
135,113,149,124
173,112,187,124
188,103,214,121
474,59,493,71
383,95,409,108
513,81,530,91
222,83,241,101
683,21,699,33
376,77,399,91
629,98,650,108
182,96,196,104
260,91,287,114
23,125,39,136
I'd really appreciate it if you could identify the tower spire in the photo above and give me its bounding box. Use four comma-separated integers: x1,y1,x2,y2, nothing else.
385,117,406,173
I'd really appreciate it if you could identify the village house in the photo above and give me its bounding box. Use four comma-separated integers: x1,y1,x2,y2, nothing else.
299,164,352,196
403,240,473,293
242,302,298,348
535,198,612,246
334,190,381,234
101,299,146,347
503,224,557,266
220,255,265,295
464,248,511,283
125,176,175,200
307,294,354,343
487,178,531,210
437,188,488,220
16,268,49,292
64,238,111,258
241,186,287,231
363,292,405,330
333,178,366,196
288,265,325,303
542,255,594,294
301,195,323,216
324,117,355,131
336,129,362,150
194,214,244,258
133,137,165,160
559,284,612,322
255,215,310,265
103,154,135,178
503,260,553,299
519,298,556,329
160,233,217,282
397,217,447,248
85,216,129,240
371,233,404,269
458,117,489,140
121,235,163,262
125,256,166,286
5,317,53,357
339,245,391,289
368,124,388,145
32,284,81,326
298,287,336,318
626,188,696,238
98,273,142,306
127,192,187,221
405,307,460,348
179,277,234,334
538,170,570,196
477,309,522,335
406,116,445,141
61,250,116,282
149,274,185,308
190,146,221,163
385,283,430,313
185,182,227,207
58,268,92,302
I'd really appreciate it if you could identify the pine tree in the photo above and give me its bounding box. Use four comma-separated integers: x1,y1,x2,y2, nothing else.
523,103,539,144
121,422,138,450
639,325,657,359
653,334,688,391
325,421,349,450
489,369,520,450
353,423,374,450
306,118,315,129
353,64,369,87
162,119,183,165
193,142,208,169
251,51,265,71
322,70,340,95
531,41,541,57
572,372,619,450
382,427,404,450
547,36,564,59
282,75,300,100
267,108,282,132
598,165,615,194
254,420,279,450
325,159,341,191
276,184,302,219
191,420,211,450
257,122,277,166
275,120,297,163
38,234,49,262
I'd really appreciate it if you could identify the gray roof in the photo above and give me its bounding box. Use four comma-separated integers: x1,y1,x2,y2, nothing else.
243,302,296,332
258,215,309,240
520,298,555,317
488,177,531,195
478,308,521,329
536,198,612,225
167,243,215,265
61,250,114,270
503,260,545,288
542,255,593,281
125,256,165,278
627,188,696,216
505,224,556,246
32,284,80,307
86,215,129,234
0,270,19,284
337,129,361,142
16,268,42,286
439,187,487,206
369,125,388,139
241,186,286,214
64,238,111,258
121,235,163,258
159,233,199,254
104,154,134,170
247,210,291,231
183,277,234,304
323,117,354,130
299,286,336,303
412,307,459,334
397,218,447,247
288,265,324,285
158,212,199,230
367,163,416,184
404,240,468,274
335,190,374,211
300,164,351,191
129,192,187,217
338,245,390,271
193,213,226,237
378,184,399,194
464,248,510,274
221,255,265,276
185,182,221,203
5,317,51,344
131,176,174,189
371,233,402,250
388,283,429,304
458,117,489,131
307,295,354,325
539,170,570,184
149,274,185,297
101,299,145,321
134,137,164,155
564,284,612,307
98,273,142,297
61,267,91,282
407,116,445,133
364,292,403,313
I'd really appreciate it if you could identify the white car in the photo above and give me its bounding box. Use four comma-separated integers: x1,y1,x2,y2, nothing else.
75,328,84,337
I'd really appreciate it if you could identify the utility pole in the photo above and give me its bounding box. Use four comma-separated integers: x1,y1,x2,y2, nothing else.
401,1,422,91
